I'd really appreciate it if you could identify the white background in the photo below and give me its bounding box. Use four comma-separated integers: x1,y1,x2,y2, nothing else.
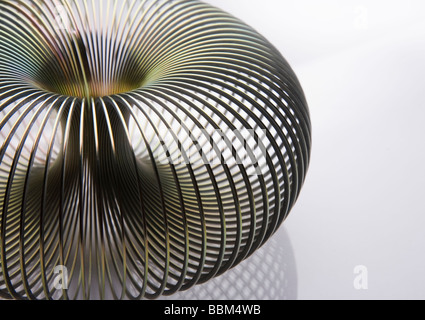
205,0,425,300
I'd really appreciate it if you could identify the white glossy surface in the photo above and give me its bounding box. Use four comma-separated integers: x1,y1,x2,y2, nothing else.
205,0,425,300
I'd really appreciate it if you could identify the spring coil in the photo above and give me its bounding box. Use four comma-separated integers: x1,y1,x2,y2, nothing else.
0,0,311,300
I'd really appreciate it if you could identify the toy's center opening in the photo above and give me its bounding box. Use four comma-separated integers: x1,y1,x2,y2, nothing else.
35,35,145,98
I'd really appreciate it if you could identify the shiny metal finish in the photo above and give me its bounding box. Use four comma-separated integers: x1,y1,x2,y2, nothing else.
0,0,311,300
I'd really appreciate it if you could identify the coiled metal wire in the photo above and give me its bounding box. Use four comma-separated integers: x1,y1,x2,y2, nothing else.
0,0,311,300
159,228,297,300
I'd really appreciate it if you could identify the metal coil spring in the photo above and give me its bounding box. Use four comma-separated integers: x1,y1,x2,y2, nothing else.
0,0,311,300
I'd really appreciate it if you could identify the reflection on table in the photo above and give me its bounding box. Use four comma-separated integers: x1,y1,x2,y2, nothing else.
159,227,297,300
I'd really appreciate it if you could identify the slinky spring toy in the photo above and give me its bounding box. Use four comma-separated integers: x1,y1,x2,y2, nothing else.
0,0,311,300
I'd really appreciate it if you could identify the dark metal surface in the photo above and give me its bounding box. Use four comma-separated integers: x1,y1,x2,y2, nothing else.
0,0,311,300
